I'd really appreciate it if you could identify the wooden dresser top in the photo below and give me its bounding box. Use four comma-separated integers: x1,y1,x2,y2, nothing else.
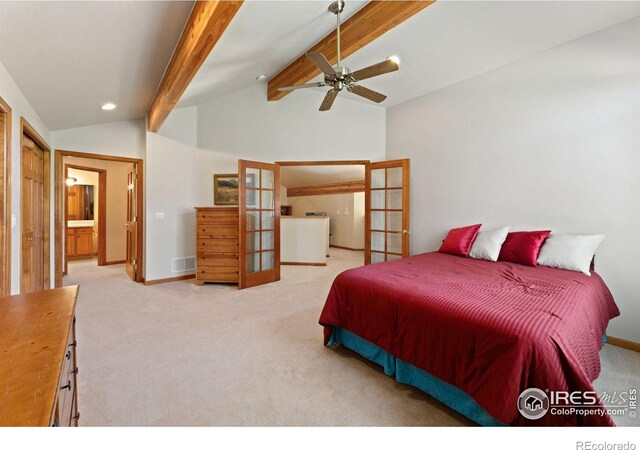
194,206,239,211
0,285,79,426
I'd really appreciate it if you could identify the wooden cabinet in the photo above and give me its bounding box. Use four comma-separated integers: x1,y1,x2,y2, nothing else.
0,285,80,426
67,226,93,260
195,207,239,285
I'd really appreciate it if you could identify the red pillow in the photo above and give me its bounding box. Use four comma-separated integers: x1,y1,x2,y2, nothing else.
498,231,551,267
438,224,482,256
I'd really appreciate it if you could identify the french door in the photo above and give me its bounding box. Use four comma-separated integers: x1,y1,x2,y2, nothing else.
238,160,280,289
125,164,138,281
365,159,410,264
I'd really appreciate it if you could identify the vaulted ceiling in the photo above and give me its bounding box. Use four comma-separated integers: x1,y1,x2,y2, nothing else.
0,1,193,130
2,1,640,132
180,1,640,109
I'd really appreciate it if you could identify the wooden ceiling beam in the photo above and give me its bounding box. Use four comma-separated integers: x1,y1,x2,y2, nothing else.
287,180,365,197
267,0,435,101
147,1,244,132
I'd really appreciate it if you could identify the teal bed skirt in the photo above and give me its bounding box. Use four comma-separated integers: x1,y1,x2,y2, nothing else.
328,327,504,427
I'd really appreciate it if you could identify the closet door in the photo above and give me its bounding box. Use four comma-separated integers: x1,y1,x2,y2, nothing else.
21,136,45,292
238,160,280,289
365,159,410,265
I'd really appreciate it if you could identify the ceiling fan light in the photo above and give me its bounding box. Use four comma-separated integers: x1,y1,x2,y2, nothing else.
387,55,400,65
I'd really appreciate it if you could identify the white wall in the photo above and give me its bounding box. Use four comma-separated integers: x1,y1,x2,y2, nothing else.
386,17,640,342
198,84,386,161
143,87,385,281
0,59,51,293
52,119,146,160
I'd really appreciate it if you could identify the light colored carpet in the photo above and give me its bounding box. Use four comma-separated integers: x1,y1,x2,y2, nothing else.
64,250,639,426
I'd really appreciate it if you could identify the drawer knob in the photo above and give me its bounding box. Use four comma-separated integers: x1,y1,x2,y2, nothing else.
69,340,77,348
61,381,72,391
66,350,71,360
72,367,78,375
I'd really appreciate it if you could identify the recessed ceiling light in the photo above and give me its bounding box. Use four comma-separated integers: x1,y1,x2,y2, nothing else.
387,55,400,65
256,74,267,81
100,103,116,111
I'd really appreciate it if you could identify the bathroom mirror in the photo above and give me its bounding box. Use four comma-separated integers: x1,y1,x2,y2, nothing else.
67,184,95,220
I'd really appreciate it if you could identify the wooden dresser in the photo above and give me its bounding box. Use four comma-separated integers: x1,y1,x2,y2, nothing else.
195,207,239,285
0,285,80,426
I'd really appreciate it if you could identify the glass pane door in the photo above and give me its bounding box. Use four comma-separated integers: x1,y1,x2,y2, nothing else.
365,159,410,264
238,160,280,289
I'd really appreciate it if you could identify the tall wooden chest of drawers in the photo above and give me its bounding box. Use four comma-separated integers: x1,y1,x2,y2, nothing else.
195,207,239,285
0,285,80,426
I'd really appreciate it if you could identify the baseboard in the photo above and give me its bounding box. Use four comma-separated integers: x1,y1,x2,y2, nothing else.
281,262,327,266
606,336,640,352
144,274,195,286
330,245,364,251
104,260,126,266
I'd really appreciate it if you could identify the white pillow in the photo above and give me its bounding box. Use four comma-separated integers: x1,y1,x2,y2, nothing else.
469,226,510,262
537,233,604,275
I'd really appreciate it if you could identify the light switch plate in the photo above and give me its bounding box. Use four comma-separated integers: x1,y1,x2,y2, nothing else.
155,212,165,220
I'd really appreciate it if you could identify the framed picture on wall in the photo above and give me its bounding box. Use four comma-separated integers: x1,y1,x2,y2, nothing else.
213,174,239,205
213,173,258,206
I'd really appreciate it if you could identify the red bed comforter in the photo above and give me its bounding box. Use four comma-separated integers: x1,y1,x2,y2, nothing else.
319,252,620,426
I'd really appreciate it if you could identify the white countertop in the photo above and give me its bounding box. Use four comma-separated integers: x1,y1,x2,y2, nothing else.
282,216,329,219
67,220,94,228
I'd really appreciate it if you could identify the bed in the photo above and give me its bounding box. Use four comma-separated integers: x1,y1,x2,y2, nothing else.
318,251,620,426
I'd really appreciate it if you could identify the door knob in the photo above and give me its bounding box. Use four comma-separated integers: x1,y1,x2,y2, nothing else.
402,230,410,235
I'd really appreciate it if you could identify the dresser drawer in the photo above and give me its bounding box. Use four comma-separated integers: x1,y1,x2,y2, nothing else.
198,225,238,239
57,317,77,427
197,269,239,282
197,253,238,267
198,239,239,253
197,211,238,225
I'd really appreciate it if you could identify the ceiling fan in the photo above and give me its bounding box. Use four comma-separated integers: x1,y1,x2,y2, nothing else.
277,0,399,111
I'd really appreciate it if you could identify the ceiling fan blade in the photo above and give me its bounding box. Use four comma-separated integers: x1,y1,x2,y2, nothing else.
278,82,326,92
307,52,337,76
319,89,339,111
350,59,398,82
348,85,387,103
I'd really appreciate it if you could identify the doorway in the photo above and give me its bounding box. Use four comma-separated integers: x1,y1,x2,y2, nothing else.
279,161,367,266
276,159,410,266
0,96,11,296
55,150,144,286
64,164,106,271
20,118,51,293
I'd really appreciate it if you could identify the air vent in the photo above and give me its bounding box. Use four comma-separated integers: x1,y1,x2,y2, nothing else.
172,256,196,273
